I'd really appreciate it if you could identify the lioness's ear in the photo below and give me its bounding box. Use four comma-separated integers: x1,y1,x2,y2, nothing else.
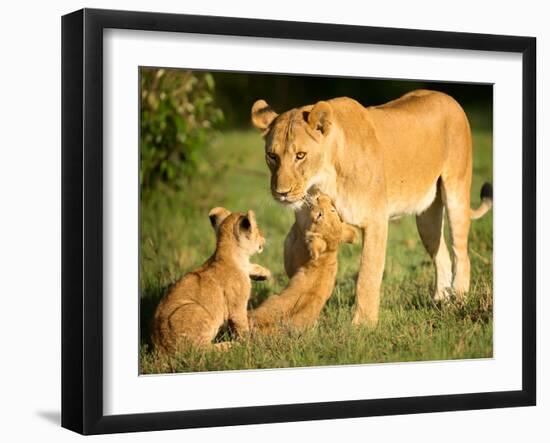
251,99,278,131
341,224,358,244
208,207,231,232
308,101,333,135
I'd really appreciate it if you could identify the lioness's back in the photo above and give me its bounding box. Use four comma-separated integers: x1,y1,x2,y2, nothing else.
371,90,468,127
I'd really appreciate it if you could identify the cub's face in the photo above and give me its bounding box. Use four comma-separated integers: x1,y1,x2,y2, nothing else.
308,195,347,244
305,194,357,259
209,207,265,256
251,100,333,207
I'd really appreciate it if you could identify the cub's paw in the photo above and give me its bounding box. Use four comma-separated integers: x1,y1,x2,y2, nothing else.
249,264,272,281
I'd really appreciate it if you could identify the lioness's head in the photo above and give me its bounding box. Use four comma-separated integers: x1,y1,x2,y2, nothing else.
251,99,333,207
304,194,357,259
208,207,266,256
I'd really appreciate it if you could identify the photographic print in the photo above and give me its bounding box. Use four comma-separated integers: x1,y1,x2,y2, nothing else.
62,9,535,433
139,68,493,374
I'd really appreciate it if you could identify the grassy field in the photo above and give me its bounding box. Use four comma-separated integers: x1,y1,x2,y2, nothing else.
140,126,493,374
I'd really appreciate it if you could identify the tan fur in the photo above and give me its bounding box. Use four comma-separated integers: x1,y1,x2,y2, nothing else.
252,90,493,327
151,208,269,353
249,194,357,332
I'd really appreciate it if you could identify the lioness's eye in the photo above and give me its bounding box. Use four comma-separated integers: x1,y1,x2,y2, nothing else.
266,152,277,162
296,152,306,160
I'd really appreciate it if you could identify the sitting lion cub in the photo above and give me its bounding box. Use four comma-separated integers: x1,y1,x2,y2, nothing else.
249,194,357,332
152,207,270,353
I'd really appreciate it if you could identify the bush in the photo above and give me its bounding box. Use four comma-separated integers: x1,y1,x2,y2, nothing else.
140,68,224,191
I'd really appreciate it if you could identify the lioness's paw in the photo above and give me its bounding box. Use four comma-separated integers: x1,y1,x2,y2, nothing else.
351,311,379,329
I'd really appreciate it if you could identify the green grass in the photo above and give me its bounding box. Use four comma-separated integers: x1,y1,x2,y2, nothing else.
140,128,493,374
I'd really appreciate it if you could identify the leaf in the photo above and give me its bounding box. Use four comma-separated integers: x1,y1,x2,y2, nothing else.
139,68,223,191
204,73,215,91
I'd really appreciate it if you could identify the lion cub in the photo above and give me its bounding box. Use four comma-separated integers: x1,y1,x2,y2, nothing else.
152,207,270,353
249,194,357,332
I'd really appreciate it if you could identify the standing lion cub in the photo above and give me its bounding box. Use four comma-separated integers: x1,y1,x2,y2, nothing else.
250,194,357,332
152,207,270,353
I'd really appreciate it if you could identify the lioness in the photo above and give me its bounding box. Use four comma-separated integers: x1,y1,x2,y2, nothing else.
251,90,493,327
152,207,270,353
250,194,357,332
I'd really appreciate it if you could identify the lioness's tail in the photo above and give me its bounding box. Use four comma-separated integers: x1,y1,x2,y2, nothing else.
470,182,493,220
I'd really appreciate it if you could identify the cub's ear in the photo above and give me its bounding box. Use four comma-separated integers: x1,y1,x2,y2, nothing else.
251,99,278,131
341,224,358,244
208,207,231,232
237,211,257,236
316,193,332,206
246,210,257,227
308,101,333,135
239,215,251,232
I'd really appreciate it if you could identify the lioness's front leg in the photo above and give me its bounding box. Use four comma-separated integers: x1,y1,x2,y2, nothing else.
352,219,388,327
283,221,309,278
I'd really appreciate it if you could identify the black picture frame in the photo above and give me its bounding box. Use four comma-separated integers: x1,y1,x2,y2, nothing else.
61,8,536,435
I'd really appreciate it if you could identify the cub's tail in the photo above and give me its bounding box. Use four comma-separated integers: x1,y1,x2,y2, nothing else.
470,182,493,220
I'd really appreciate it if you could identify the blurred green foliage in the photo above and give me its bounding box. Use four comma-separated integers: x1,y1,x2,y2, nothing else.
140,68,224,191
212,72,493,129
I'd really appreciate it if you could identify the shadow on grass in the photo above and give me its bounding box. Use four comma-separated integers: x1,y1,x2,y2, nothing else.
403,283,434,310
248,283,273,309
140,284,167,349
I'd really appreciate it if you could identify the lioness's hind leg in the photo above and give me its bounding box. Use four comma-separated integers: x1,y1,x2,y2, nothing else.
441,180,472,298
416,185,452,301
